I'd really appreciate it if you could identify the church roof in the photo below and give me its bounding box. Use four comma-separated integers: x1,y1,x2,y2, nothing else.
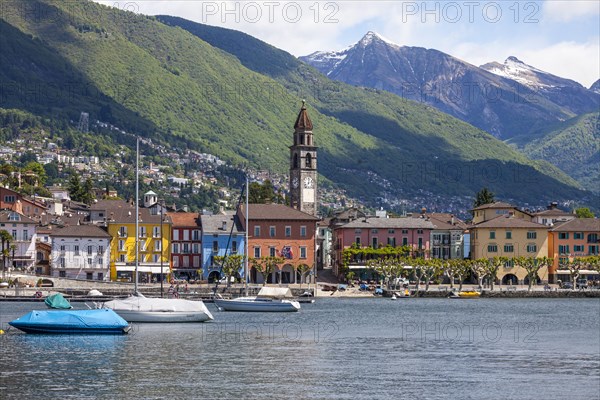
294,101,313,131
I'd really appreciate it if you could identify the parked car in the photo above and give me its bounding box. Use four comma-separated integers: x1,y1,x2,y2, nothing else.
576,280,588,289
561,282,573,289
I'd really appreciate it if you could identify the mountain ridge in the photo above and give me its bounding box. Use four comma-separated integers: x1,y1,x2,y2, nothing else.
300,31,600,140
0,2,593,214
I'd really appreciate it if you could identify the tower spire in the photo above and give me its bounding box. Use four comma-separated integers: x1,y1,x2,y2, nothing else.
294,100,313,131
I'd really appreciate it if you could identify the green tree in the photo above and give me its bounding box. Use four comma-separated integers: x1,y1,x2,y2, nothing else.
485,256,508,291
80,178,96,205
22,161,47,186
68,172,83,202
1,230,13,279
43,162,59,182
473,187,495,208
213,254,243,288
471,258,489,288
18,151,37,165
250,256,284,285
575,207,595,218
248,180,282,204
296,263,312,288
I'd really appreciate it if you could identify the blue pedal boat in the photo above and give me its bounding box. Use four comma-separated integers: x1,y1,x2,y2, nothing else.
9,309,131,334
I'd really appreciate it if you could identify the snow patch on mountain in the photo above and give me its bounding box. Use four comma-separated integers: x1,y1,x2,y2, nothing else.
481,56,557,89
590,79,600,94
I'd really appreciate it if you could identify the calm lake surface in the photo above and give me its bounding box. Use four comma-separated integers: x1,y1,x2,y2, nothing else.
1,298,599,400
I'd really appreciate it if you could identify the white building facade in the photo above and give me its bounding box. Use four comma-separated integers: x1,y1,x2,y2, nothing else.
50,225,112,281
0,210,37,271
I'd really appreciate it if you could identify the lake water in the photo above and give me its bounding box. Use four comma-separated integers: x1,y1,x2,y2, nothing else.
1,298,599,400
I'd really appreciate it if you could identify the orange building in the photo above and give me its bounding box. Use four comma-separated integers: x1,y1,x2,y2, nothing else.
237,204,319,284
548,218,600,283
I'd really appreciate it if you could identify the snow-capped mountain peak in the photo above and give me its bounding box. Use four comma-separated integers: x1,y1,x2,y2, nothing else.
480,56,583,90
359,31,399,48
300,31,400,76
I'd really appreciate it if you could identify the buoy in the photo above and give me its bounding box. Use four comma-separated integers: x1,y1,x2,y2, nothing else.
0,329,5,335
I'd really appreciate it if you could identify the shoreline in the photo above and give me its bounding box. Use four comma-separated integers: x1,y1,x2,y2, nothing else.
2,287,599,300
2,274,599,299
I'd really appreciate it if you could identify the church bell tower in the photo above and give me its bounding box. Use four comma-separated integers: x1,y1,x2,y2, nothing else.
289,101,317,216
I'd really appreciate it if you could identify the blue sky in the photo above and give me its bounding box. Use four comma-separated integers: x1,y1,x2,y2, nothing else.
96,1,599,87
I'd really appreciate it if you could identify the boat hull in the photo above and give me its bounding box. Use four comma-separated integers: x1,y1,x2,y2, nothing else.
111,310,213,323
103,296,214,323
214,298,300,312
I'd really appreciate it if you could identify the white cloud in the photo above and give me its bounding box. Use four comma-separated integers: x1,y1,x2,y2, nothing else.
92,1,599,86
544,0,600,22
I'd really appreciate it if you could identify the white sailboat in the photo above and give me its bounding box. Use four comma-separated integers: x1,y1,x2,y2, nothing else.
102,138,213,323
213,178,300,312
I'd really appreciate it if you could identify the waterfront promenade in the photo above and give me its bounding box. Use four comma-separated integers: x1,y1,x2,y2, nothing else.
1,273,598,299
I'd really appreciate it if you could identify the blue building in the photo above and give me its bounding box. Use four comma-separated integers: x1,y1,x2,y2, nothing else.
200,212,245,282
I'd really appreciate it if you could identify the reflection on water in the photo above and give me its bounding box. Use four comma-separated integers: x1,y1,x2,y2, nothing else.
1,299,599,399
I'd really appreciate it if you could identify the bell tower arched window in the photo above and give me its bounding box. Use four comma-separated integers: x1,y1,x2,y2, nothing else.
305,153,312,168
293,153,299,168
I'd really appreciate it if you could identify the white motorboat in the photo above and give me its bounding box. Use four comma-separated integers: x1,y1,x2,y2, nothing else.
102,293,214,322
214,287,300,312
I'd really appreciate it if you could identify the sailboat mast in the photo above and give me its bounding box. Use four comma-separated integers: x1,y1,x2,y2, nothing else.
135,137,139,292
245,176,249,297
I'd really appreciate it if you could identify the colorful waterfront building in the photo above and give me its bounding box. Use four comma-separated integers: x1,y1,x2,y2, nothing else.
0,210,37,271
424,212,467,260
331,216,435,277
533,202,575,227
96,200,171,282
50,225,111,281
237,204,318,284
200,211,245,282
469,213,549,284
548,218,600,283
168,212,202,280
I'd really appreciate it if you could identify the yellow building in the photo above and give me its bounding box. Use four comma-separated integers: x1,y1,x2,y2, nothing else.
470,213,549,284
471,202,532,225
104,202,172,282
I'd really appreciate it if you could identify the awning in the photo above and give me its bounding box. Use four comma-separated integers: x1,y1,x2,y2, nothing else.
116,265,171,274
555,270,599,275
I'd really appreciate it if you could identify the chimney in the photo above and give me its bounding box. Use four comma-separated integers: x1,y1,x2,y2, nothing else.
421,207,426,215
221,221,227,230
451,215,455,225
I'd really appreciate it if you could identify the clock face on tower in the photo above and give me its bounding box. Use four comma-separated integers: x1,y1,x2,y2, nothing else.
292,177,299,188
303,176,313,189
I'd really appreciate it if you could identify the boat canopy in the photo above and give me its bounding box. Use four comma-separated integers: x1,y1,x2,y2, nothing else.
10,309,128,330
44,293,72,309
257,287,294,299
103,296,210,313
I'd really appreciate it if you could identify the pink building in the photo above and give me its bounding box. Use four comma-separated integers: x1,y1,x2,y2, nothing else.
332,216,435,276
